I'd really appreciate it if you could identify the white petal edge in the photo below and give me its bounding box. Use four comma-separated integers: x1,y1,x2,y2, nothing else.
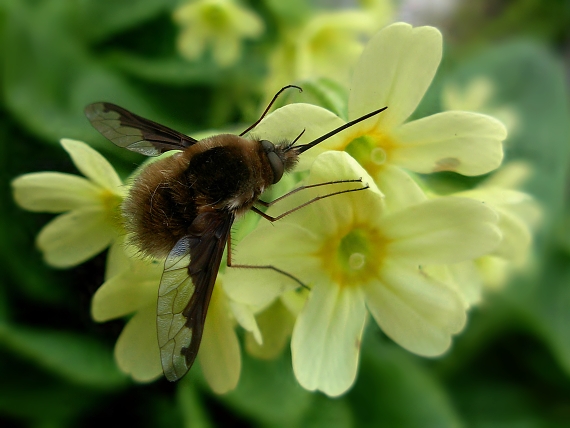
228,299,262,344
61,139,123,193
198,286,241,394
383,197,502,264
292,281,366,397
374,165,427,213
245,299,295,360
365,260,466,356
349,23,442,130
115,303,163,382
91,267,159,322
391,111,506,176
37,208,116,268
12,172,101,213
252,103,346,171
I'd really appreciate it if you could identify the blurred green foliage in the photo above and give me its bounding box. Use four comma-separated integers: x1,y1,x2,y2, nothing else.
2,0,570,427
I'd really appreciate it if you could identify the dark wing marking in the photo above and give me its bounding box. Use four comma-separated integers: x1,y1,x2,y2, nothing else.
85,102,198,156
157,211,235,381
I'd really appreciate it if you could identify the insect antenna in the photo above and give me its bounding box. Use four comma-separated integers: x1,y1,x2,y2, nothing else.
292,106,388,154
239,85,302,136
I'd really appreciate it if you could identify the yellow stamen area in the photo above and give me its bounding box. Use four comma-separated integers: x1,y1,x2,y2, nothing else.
344,132,397,178
100,189,124,229
201,3,229,28
318,225,387,288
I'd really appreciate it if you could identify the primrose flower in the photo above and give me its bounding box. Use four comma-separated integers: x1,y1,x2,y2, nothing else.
255,23,507,205
225,152,502,396
92,240,260,394
174,0,264,67
11,139,124,268
442,76,520,138
457,162,541,290
265,8,386,97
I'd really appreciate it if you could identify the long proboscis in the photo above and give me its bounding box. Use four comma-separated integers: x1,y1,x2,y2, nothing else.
292,106,388,154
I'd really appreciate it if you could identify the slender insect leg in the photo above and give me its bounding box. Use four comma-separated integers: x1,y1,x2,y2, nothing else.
226,234,309,289
253,184,369,222
256,179,364,207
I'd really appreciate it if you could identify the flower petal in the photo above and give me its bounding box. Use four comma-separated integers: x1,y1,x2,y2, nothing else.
228,299,262,344
252,104,346,170
276,151,384,236
61,139,123,192
198,286,241,394
92,262,160,322
115,303,163,382
374,165,427,212
423,262,482,307
37,208,116,268
12,172,101,213
224,222,322,307
365,260,466,356
245,299,295,360
391,111,506,175
349,23,442,130
104,237,132,280
383,197,502,264
493,208,532,262
292,281,366,397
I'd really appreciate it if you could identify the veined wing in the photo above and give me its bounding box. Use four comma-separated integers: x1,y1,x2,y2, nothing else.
85,102,198,156
157,211,235,382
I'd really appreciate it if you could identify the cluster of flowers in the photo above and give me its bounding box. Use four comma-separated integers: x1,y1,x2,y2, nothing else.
12,23,535,397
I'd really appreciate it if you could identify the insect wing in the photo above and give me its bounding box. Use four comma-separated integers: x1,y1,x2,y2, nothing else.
85,102,198,156
157,212,234,381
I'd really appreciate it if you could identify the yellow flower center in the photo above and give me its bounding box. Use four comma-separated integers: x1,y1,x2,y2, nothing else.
319,226,387,288
344,133,396,177
100,189,124,229
201,3,229,28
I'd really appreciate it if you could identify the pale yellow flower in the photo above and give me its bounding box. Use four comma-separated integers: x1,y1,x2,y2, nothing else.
423,162,540,302
225,152,502,396
254,23,507,209
11,139,124,268
92,240,260,394
174,0,264,67
457,162,541,290
265,8,387,97
442,76,520,137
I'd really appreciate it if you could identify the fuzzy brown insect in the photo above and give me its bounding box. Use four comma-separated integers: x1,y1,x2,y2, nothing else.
85,86,386,381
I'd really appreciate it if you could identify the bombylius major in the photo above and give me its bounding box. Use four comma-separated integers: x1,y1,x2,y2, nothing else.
85,86,387,382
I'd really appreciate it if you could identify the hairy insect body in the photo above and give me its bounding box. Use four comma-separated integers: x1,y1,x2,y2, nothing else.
123,134,276,259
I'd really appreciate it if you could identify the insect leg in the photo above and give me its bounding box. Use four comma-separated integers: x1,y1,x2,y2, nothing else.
256,179,364,207
252,184,369,222
226,234,309,289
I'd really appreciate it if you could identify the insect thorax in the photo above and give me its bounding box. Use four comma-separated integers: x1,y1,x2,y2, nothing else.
122,135,272,259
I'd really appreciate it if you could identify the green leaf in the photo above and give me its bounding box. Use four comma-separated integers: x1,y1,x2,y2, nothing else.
0,367,99,426
0,323,127,390
2,0,172,156
348,338,461,428
72,0,178,43
298,394,353,428
278,78,349,120
105,51,226,85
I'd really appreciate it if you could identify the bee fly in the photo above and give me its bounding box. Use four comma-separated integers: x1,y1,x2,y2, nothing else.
85,86,387,382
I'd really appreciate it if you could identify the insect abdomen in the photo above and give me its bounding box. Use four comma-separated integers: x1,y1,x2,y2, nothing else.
123,154,197,258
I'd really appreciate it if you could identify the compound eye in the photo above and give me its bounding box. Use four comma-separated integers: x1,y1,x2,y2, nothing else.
267,152,284,183
260,140,275,152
